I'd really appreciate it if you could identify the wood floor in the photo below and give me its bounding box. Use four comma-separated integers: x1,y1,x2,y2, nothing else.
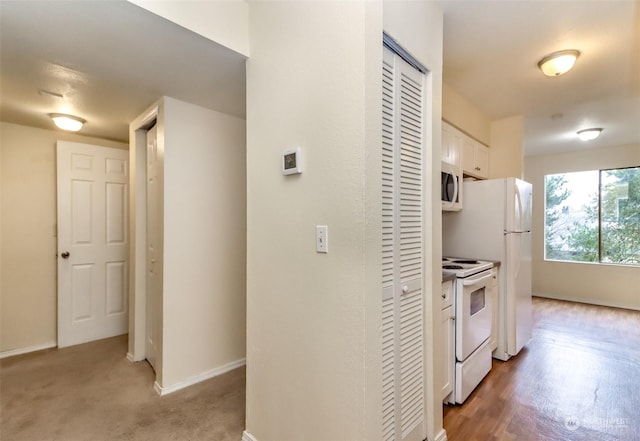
443,296,640,441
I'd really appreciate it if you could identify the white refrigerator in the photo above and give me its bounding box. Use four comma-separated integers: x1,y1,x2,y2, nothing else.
443,177,532,361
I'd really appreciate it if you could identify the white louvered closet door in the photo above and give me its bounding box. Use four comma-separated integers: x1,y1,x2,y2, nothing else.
381,46,426,441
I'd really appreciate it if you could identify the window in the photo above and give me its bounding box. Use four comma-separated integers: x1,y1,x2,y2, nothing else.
544,166,640,265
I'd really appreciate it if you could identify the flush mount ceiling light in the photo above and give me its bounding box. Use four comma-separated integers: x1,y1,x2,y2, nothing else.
537,49,580,76
577,128,603,141
49,113,86,132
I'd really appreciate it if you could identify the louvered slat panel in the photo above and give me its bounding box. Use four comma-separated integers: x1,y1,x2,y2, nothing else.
400,289,424,437
381,51,397,441
398,63,424,440
382,45,425,441
398,68,423,284
382,296,396,441
382,59,395,292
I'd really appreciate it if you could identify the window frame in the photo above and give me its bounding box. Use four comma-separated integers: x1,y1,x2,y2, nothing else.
544,165,640,267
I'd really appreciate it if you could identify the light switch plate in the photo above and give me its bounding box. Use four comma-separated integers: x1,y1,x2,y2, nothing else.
316,225,328,253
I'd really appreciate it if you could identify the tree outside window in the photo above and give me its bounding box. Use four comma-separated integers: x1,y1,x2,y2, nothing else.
544,167,640,265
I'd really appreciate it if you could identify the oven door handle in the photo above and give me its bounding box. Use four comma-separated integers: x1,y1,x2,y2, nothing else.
462,272,493,287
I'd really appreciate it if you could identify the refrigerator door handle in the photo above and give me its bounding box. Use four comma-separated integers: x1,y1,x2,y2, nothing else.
515,183,524,232
515,246,521,283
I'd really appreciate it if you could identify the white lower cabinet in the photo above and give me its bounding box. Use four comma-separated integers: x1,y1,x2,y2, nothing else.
488,268,498,351
440,280,455,402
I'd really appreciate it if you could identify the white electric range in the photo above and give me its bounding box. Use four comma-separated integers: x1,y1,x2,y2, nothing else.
442,257,493,278
442,256,495,404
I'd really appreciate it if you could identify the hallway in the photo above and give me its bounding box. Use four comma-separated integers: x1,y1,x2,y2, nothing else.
1,335,245,441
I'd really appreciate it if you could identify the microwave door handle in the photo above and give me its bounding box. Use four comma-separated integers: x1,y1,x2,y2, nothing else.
443,165,457,209
452,170,459,206
442,170,451,209
462,272,493,287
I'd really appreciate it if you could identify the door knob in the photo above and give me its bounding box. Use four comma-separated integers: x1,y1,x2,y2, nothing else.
401,285,409,294
61,251,70,259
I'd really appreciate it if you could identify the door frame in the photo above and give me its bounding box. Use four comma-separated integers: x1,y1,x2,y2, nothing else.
127,103,159,363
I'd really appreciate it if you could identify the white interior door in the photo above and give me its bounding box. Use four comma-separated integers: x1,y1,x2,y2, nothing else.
145,124,162,371
57,141,129,348
381,45,426,441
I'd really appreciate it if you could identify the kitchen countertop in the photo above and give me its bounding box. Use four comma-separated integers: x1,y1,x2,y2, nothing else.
442,272,456,283
441,260,501,283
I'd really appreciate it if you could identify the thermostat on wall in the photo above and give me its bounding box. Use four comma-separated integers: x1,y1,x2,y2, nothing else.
282,147,303,175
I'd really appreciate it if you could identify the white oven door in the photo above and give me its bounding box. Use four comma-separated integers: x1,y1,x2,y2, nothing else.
455,269,493,361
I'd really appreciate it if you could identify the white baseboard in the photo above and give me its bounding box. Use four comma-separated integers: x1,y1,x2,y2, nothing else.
154,357,246,396
153,381,163,396
534,293,640,311
0,341,57,359
242,431,259,441
433,428,448,441
126,350,146,363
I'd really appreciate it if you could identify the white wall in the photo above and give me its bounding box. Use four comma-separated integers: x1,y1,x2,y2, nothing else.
127,0,250,57
244,1,443,440
161,97,247,389
524,144,640,309
245,2,379,439
442,82,490,145
490,115,524,179
0,122,127,356
128,98,247,391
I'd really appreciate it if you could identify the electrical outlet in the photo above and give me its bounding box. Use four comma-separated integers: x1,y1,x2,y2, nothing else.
316,225,328,253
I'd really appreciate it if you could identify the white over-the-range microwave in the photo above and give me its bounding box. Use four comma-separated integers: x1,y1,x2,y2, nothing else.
441,162,462,211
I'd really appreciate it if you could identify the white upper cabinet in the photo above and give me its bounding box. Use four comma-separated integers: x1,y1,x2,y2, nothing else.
441,121,461,168
461,136,489,179
443,120,489,179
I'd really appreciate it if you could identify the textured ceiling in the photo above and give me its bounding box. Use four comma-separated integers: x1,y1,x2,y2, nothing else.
440,0,640,156
1,1,638,156
0,1,246,142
